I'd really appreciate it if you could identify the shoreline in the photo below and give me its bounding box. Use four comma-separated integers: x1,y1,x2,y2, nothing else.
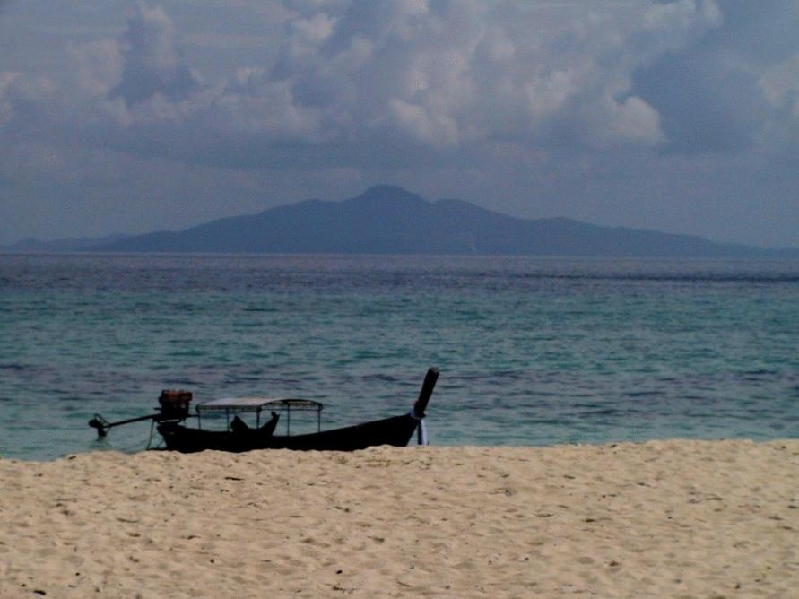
2,439,797,597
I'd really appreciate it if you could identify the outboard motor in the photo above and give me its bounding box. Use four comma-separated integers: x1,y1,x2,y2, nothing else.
89,389,194,438
158,389,193,420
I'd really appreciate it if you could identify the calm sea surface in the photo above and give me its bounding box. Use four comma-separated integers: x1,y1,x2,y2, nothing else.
1,254,797,461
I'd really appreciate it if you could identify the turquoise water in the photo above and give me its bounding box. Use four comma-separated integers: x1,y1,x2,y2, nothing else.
1,254,797,460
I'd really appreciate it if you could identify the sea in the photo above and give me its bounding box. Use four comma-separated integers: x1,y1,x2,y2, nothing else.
1,253,797,461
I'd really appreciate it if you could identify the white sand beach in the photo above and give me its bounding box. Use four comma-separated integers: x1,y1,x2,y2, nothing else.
1,440,797,598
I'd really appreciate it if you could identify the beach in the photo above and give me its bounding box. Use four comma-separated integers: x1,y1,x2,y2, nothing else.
1,440,797,598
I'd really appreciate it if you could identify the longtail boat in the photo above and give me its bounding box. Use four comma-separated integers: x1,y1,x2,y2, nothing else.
89,368,439,453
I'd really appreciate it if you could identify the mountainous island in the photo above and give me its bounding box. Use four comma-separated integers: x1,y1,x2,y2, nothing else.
5,186,798,257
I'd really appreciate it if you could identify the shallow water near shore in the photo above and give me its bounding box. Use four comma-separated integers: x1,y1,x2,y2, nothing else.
1,254,797,460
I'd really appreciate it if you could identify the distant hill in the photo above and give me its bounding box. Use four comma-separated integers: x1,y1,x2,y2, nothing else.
2,234,132,254
4,186,798,257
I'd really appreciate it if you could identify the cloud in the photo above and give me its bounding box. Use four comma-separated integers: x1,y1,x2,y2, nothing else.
0,73,14,127
0,70,60,136
268,0,697,150
2,0,796,171
109,2,202,105
631,0,799,154
1,0,739,166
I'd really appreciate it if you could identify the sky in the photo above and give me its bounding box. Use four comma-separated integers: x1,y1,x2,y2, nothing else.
1,0,798,248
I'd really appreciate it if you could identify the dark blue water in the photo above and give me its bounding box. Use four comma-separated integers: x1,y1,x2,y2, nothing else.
1,254,797,460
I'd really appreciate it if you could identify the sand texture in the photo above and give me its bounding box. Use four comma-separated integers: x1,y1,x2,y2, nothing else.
1,440,797,598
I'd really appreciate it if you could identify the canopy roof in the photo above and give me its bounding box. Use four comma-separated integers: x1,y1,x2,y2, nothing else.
196,397,323,414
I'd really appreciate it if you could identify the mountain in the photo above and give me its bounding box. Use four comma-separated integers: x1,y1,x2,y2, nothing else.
5,186,797,257
1,234,132,254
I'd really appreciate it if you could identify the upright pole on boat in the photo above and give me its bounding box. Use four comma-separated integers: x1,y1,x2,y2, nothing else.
413,368,438,446
413,367,439,419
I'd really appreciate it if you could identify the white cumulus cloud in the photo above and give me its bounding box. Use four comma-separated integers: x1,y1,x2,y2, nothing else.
0,0,733,162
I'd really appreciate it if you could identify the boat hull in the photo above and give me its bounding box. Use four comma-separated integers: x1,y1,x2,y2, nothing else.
156,412,422,453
